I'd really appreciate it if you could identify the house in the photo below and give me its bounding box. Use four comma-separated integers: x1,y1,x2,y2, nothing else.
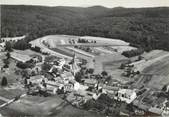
30,75,44,84
83,79,98,87
60,72,74,81
49,59,66,73
102,85,119,95
114,89,137,104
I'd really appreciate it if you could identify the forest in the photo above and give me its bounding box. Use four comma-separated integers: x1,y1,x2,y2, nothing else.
1,5,169,51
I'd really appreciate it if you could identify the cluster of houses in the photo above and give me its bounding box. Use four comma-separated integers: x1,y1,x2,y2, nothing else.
1,35,168,116
20,51,138,109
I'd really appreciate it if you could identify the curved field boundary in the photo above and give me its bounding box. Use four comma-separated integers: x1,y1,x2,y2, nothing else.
29,37,72,59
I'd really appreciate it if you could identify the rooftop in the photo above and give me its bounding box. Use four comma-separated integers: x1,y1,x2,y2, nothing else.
84,79,98,85
118,89,136,95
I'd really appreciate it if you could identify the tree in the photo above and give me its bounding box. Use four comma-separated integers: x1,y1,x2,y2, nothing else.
6,52,11,59
5,41,12,52
122,48,144,58
13,40,30,50
75,72,82,83
41,62,51,72
16,62,34,69
138,55,143,61
162,85,167,92
88,68,94,74
105,76,111,83
3,59,9,68
1,76,8,86
101,71,108,76
119,63,125,69
30,46,41,53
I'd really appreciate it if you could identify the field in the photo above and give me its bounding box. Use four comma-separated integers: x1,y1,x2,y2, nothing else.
142,55,169,76
130,50,169,72
0,93,105,117
131,50,169,90
51,47,74,57
29,35,135,71
0,88,24,99
51,104,106,117
142,50,169,60
94,54,128,74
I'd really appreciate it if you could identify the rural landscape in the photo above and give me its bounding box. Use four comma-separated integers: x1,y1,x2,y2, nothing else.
0,1,169,117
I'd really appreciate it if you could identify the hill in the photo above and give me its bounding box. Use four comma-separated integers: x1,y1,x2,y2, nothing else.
1,5,169,51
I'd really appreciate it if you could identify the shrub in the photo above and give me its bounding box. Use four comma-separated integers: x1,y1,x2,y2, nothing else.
1,76,8,86
101,71,108,76
16,62,34,69
30,46,41,53
13,40,30,50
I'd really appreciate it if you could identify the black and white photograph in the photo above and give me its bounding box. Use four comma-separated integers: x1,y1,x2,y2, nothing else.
0,0,169,116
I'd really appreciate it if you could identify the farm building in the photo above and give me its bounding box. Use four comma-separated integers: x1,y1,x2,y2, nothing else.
60,72,74,81
114,89,137,104
83,79,98,86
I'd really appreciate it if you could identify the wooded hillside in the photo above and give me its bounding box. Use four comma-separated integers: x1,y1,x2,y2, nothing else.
1,5,169,51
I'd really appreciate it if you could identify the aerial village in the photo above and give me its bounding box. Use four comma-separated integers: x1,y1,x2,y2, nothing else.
0,35,169,116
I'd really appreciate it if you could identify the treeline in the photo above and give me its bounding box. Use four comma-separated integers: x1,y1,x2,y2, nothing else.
122,48,144,58
1,5,169,51
77,38,96,43
13,39,30,50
